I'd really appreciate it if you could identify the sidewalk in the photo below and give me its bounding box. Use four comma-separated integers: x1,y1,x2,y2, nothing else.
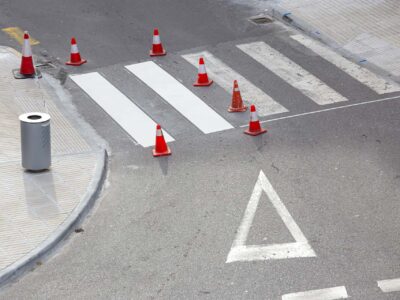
0,47,107,284
267,0,400,82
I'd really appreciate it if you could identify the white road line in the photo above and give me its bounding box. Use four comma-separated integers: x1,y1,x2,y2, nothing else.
226,170,316,263
378,278,400,293
291,34,400,95
282,286,348,300
181,51,288,117
237,41,348,105
69,72,174,147
125,61,233,134
239,95,400,127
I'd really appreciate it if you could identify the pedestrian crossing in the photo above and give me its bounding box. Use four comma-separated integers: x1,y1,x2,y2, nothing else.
125,61,233,134
69,72,174,147
237,41,348,105
182,51,288,117
290,34,400,94
69,35,400,148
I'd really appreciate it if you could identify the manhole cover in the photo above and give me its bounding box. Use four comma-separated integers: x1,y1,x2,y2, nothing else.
249,16,274,25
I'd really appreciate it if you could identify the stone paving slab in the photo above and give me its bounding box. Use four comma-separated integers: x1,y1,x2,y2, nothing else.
267,0,400,80
0,46,107,284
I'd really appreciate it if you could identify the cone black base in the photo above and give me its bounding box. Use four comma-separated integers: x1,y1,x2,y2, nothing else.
12,69,42,79
152,147,171,157
244,128,267,136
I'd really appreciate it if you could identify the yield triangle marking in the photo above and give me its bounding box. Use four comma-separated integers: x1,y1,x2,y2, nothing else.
226,170,316,263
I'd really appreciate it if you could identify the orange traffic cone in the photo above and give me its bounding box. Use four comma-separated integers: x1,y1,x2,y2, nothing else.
13,31,41,79
66,37,87,66
194,57,213,86
228,80,247,112
153,124,171,157
244,105,267,136
150,28,166,56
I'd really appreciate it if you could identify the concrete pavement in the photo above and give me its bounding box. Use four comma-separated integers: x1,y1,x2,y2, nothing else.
0,46,107,285
266,0,400,82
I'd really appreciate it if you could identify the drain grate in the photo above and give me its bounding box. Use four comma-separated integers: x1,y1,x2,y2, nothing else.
249,15,274,25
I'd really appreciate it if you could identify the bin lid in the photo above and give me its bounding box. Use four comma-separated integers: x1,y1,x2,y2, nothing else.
19,112,50,123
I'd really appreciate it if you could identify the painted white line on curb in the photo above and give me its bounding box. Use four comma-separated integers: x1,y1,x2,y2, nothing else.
282,286,348,300
125,61,233,134
291,34,400,94
181,51,288,117
226,170,316,263
239,95,400,127
70,72,174,147
237,41,348,105
378,278,400,293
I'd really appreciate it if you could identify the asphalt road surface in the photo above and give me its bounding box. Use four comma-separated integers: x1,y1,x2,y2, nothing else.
1,0,400,299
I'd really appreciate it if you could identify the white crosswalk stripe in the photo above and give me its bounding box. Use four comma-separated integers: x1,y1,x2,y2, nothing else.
282,286,349,300
181,51,288,117
237,41,348,105
125,61,233,134
291,34,400,95
378,278,400,293
69,72,174,147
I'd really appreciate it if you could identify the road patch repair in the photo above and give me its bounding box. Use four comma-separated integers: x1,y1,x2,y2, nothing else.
0,46,107,285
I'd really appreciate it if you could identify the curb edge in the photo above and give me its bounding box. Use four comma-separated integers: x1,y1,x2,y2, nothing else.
266,3,400,84
0,149,108,287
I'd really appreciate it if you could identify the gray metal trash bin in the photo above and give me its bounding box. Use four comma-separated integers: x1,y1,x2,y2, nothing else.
19,112,51,171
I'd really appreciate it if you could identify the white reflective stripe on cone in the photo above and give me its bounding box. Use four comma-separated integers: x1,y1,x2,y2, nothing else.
153,35,161,44
71,44,79,54
198,64,206,74
250,111,258,122
23,38,32,57
234,88,240,92
156,129,163,136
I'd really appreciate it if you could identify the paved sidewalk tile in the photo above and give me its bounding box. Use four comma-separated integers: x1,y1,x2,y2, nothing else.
0,47,105,277
270,0,400,78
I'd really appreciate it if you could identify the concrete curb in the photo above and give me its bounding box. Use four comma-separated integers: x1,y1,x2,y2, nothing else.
0,45,109,287
266,3,400,83
0,149,108,287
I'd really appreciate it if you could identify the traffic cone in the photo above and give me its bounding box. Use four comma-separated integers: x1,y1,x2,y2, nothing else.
194,57,213,86
66,37,87,66
149,28,166,56
153,124,171,157
244,105,267,136
228,80,247,112
13,31,41,79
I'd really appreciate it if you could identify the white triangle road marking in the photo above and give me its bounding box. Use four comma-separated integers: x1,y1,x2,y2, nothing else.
226,170,316,263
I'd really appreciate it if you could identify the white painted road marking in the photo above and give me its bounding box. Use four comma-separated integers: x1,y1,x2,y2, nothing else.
69,72,174,147
125,61,233,134
181,51,288,117
226,170,316,263
282,286,348,300
237,41,348,105
291,34,400,95
239,95,400,126
378,278,400,293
